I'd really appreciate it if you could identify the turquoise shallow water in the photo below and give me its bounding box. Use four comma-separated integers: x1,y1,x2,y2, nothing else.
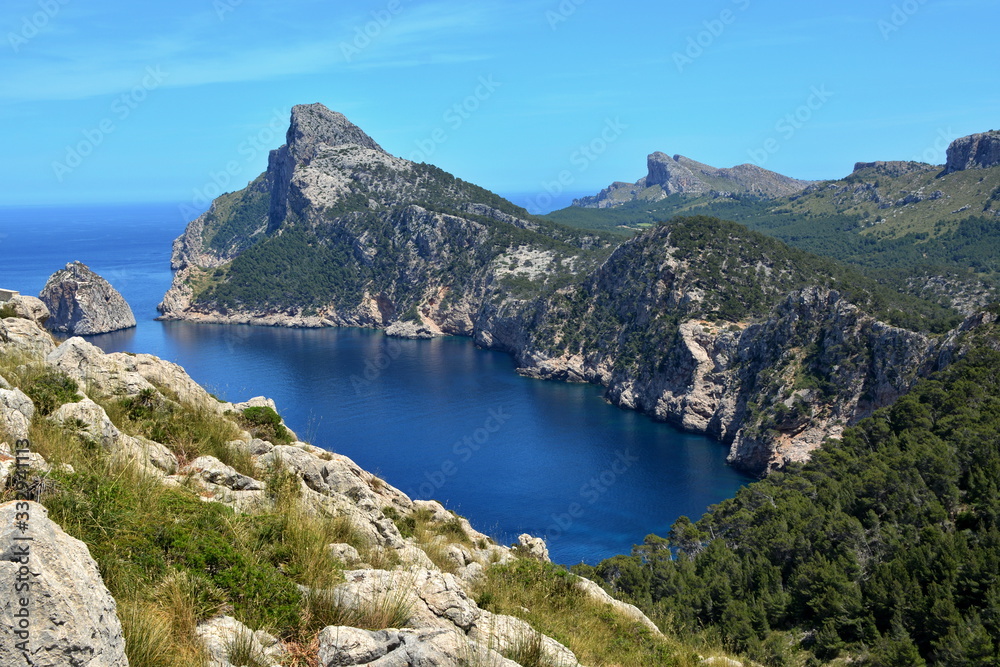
0,203,751,564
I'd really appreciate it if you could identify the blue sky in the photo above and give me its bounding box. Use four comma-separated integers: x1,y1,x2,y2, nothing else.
1,0,997,211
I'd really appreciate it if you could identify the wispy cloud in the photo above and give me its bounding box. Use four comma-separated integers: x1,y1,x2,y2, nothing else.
0,0,527,102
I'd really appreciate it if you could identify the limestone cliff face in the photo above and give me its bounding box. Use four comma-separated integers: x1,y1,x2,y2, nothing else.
573,152,814,208
473,223,981,474
945,130,1000,173
39,261,136,335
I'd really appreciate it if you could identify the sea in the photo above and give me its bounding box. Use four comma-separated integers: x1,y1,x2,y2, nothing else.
0,203,751,565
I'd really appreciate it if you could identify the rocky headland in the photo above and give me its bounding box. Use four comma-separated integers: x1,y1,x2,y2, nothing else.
156,104,1000,477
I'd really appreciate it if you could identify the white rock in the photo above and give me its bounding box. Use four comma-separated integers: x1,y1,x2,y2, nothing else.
0,317,56,358
196,615,285,667
0,388,35,441
186,455,264,491
0,501,128,666
515,534,550,562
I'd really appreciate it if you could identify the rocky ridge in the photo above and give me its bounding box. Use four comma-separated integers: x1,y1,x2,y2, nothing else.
0,309,679,666
39,262,136,335
573,152,815,208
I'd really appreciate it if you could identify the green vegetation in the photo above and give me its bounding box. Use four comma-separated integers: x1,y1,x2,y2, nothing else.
544,166,1000,295
0,302,18,318
238,405,293,445
473,558,723,666
200,176,271,256
199,227,364,310
581,343,1000,665
16,366,81,416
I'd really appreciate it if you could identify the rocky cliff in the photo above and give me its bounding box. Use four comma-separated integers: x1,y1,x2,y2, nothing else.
0,304,682,666
39,262,136,335
945,130,1000,173
573,152,814,208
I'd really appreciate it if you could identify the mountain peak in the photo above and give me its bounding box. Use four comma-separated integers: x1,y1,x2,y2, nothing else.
286,103,386,160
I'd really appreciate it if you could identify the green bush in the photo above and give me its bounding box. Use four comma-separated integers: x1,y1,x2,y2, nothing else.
23,368,81,415
239,406,292,444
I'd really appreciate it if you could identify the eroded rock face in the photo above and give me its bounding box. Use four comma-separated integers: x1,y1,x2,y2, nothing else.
39,261,136,335
0,501,128,667
945,131,1000,173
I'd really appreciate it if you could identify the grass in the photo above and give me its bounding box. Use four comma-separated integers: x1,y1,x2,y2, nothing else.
300,583,414,634
473,559,710,667
95,388,255,476
385,506,474,573
223,629,270,667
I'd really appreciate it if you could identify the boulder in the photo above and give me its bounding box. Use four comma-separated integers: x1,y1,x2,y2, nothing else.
0,501,128,666
185,455,265,491
39,261,136,335
515,534,550,562
318,626,522,667
47,337,155,397
4,295,50,326
49,398,177,474
0,317,56,358
0,388,35,441
196,615,285,667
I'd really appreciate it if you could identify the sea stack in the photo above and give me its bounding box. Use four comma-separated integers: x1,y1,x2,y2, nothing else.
39,261,137,334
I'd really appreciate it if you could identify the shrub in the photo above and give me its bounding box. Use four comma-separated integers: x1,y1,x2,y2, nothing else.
23,368,80,415
239,406,292,444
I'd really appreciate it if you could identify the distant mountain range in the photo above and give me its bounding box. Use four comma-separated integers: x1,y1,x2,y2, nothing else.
573,152,815,208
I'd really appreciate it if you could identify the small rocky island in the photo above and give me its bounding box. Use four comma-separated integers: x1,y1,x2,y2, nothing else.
39,261,136,335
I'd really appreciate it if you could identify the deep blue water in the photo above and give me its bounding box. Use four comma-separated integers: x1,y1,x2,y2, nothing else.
0,204,751,564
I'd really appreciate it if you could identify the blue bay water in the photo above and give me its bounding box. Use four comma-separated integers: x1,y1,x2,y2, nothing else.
0,204,751,564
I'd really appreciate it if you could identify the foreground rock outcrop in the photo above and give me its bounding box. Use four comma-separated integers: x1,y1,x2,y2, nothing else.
39,261,136,335
0,501,128,667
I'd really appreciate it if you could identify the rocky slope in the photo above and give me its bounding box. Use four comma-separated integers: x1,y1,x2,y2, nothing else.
39,261,136,335
573,152,814,208
475,219,994,472
0,303,679,666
